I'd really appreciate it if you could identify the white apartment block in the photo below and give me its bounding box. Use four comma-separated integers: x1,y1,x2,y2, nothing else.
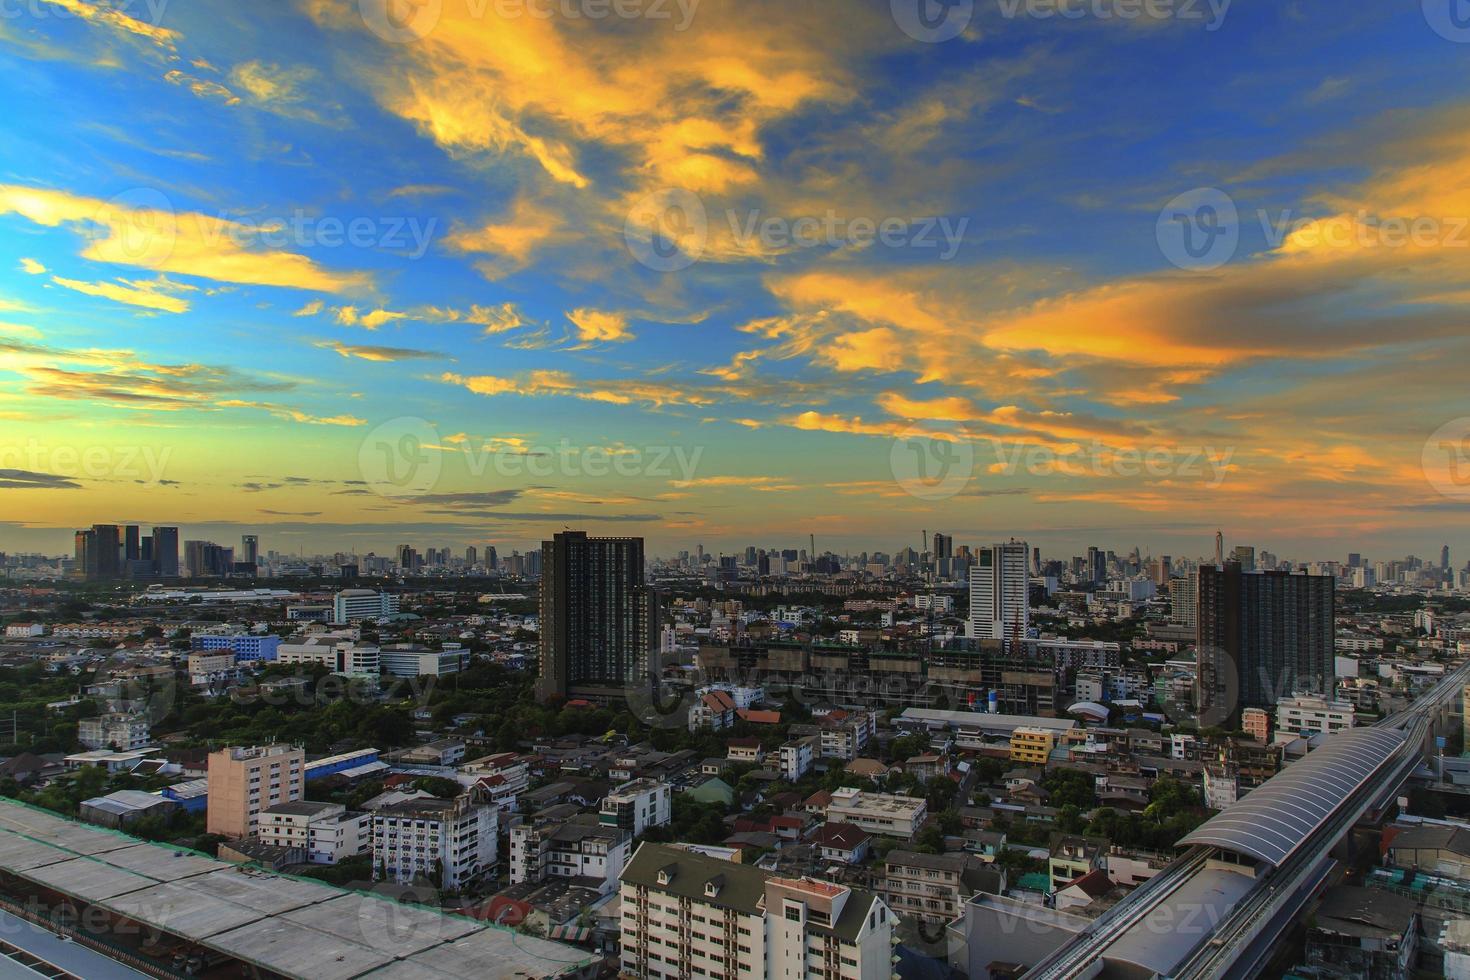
77,713,151,751
826,787,928,840
510,816,631,895
258,800,369,864
969,540,1030,640
779,736,817,782
620,842,895,980
371,795,497,890
1275,694,1357,737
600,778,672,837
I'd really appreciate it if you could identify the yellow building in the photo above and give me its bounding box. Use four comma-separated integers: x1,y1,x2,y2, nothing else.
1010,727,1057,765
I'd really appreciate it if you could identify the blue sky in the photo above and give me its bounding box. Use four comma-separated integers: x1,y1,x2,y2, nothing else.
0,0,1468,564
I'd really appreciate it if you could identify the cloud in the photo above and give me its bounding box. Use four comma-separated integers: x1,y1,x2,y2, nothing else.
313,340,446,362
18,258,45,275
0,469,81,490
566,308,632,345
441,370,715,409
332,305,409,330
215,400,367,426
0,185,371,293
49,274,191,313
45,0,179,50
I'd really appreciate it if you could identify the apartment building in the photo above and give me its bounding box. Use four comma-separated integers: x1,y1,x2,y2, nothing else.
77,713,151,752
371,795,497,890
779,736,817,782
510,814,631,895
206,744,305,839
620,842,895,980
825,787,928,840
258,800,369,864
881,850,990,924
599,778,672,837
1009,727,1057,765
688,689,737,732
1275,694,1356,737
1049,836,1104,893
186,651,238,687
462,752,530,812
819,712,877,761
332,589,400,623
189,633,281,662
1241,707,1270,742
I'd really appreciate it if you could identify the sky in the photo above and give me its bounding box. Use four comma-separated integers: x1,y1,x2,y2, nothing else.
1,0,1469,564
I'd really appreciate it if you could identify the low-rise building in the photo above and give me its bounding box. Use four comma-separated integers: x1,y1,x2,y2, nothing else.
825,787,928,840
1010,727,1057,765
806,823,872,865
275,637,379,678
1048,835,1104,894
258,800,370,864
378,645,466,678
510,813,631,895
1241,706,1270,742
778,735,817,782
1276,694,1356,737
1304,885,1418,980
880,850,999,924
78,713,151,751
619,842,895,980
687,689,736,732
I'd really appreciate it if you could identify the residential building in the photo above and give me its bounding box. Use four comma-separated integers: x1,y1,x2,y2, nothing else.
332,589,400,623
371,794,497,890
1241,706,1269,742
599,778,672,837
1304,886,1418,980
881,850,998,924
806,823,872,865
187,651,238,686
537,531,659,703
619,842,895,980
688,689,736,732
258,800,370,864
726,738,764,764
397,739,466,766
825,787,928,839
1048,835,1104,893
1275,693,1356,737
206,744,305,839
77,713,151,752
1197,563,1334,723
969,540,1030,640
1010,727,1057,765
818,711,877,761
511,814,631,895
778,736,816,782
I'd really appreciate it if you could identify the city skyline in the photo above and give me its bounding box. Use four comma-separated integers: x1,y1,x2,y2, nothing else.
3,3,1470,559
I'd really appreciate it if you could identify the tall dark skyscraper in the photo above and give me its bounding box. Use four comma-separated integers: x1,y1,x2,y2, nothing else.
90,524,121,579
152,527,179,577
123,525,140,562
537,531,658,703
1196,562,1334,724
241,534,259,566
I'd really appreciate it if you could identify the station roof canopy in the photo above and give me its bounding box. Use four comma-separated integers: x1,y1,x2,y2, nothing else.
1178,726,1406,868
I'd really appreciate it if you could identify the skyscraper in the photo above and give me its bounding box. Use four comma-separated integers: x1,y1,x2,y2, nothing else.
537,531,659,703
968,540,1029,640
123,525,140,562
90,524,121,579
152,526,179,577
241,534,259,566
1231,545,1256,572
1196,563,1334,725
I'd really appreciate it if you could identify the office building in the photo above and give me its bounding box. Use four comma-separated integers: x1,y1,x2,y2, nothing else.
152,526,179,577
332,589,400,623
377,645,467,677
371,795,497,890
537,531,659,702
240,534,259,569
619,842,895,980
190,633,280,662
184,540,233,578
206,744,305,839
1197,563,1334,723
275,636,380,678
968,540,1030,640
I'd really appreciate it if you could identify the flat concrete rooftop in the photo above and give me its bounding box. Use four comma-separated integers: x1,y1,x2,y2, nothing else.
0,798,595,979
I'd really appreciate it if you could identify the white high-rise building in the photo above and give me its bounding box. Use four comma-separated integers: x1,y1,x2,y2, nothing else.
968,540,1030,640
371,795,496,890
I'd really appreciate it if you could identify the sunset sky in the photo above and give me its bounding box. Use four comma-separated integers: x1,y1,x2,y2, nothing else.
1,0,1468,561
